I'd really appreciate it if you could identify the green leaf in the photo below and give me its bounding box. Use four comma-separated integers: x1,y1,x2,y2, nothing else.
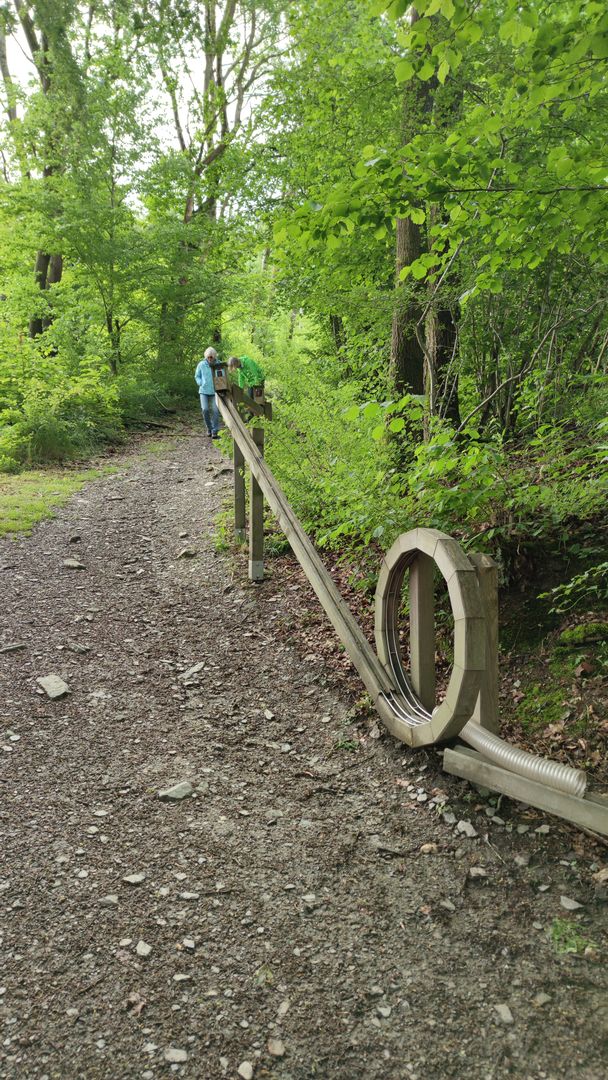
437,59,450,85
554,155,574,180
591,33,608,58
417,59,435,81
411,261,428,280
395,59,415,83
499,19,534,46
410,207,426,225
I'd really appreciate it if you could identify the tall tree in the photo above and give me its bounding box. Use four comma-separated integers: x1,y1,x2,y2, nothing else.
151,0,282,361
10,0,85,335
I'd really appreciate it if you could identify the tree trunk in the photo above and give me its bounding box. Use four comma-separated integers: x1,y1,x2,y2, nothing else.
390,216,425,395
427,304,460,425
29,252,51,337
330,313,345,355
288,309,297,341
41,254,63,332
29,251,63,337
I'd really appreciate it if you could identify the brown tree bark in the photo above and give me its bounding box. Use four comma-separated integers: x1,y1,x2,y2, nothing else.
330,313,345,356
390,217,425,395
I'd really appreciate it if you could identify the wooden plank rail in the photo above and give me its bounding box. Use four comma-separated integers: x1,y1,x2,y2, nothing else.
444,746,608,837
215,391,400,708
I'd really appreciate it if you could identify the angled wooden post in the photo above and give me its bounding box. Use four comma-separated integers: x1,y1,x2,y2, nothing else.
249,425,264,581
468,552,500,733
409,552,436,710
233,439,246,543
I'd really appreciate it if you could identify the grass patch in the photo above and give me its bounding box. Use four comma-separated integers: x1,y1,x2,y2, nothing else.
549,918,597,956
141,438,179,456
0,467,116,538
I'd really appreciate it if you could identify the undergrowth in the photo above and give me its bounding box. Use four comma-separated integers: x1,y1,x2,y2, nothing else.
222,313,608,590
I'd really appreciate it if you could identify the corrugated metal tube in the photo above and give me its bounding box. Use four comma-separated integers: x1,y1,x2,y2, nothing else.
461,721,587,798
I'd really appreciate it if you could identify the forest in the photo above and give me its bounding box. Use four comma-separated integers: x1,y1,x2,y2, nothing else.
2,8,608,1074
0,0,607,600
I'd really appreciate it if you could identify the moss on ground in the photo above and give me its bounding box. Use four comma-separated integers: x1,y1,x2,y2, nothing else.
515,681,571,731
557,621,608,648
0,467,116,538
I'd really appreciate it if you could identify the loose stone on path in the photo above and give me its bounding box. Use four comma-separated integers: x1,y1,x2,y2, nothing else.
122,872,146,885
456,820,478,838
494,1004,514,1024
560,895,583,911
164,1047,188,1063
36,674,70,699
158,780,194,801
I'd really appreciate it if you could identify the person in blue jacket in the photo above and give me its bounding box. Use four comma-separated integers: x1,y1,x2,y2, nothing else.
195,347,220,438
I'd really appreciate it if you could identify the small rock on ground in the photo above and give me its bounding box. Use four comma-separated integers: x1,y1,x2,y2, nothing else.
36,674,69,699
157,780,194,801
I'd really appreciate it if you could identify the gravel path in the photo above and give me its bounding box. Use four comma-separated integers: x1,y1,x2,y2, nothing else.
1,432,607,1080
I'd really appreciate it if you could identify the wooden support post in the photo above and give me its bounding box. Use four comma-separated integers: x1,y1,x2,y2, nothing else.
468,552,500,734
233,439,246,544
249,425,264,581
409,552,436,710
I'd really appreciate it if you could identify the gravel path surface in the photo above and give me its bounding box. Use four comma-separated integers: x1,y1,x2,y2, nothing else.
1,432,607,1080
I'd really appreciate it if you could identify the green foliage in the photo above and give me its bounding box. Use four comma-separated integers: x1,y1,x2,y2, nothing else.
541,566,608,615
0,364,122,468
514,681,571,733
0,0,605,588
549,919,597,957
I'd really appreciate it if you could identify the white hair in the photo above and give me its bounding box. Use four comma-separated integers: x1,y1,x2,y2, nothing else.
204,347,218,360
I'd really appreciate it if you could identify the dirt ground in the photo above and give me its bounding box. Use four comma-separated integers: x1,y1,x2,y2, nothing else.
1,430,607,1080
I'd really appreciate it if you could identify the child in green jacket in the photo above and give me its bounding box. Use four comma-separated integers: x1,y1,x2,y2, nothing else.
227,355,265,395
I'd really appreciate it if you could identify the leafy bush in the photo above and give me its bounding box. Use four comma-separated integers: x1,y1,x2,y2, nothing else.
541,564,608,615
221,313,607,572
0,369,123,470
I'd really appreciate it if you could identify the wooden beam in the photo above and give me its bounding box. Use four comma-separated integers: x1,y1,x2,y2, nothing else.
233,439,246,543
409,552,436,711
443,746,608,837
216,394,400,709
249,425,264,581
468,552,500,734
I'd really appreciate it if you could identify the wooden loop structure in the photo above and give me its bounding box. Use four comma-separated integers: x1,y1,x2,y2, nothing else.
212,371,608,836
374,529,485,745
